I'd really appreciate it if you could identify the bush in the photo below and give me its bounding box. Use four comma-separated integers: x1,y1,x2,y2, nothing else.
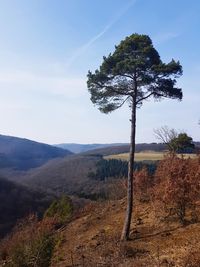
134,167,153,202
0,215,56,267
44,195,73,225
152,155,200,224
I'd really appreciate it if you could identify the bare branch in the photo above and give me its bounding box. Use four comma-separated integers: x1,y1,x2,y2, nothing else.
154,126,178,152
154,126,177,144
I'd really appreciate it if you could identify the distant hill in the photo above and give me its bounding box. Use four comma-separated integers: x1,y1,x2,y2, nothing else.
0,134,73,171
0,177,53,238
51,141,200,155
18,154,129,200
54,142,169,154
83,143,167,156
83,145,130,156
55,143,128,153
14,143,166,197
194,141,200,148
85,142,200,156
20,155,101,197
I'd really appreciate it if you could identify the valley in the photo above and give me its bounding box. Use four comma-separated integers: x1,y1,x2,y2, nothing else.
0,134,199,266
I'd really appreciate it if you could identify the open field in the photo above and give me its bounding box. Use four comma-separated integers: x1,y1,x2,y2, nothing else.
104,151,197,161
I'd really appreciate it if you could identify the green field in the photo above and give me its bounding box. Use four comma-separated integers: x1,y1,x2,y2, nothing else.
104,151,197,161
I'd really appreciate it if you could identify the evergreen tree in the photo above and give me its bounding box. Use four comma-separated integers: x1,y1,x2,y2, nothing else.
87,33,183,240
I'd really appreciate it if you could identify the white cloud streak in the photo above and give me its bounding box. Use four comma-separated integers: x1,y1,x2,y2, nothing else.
65,0,137,68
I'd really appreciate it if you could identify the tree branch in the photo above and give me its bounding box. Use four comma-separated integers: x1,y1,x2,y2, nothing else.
108,73,134,80
136,92,154,104
136,91,164,104
94,81,133,96
116,96,131,108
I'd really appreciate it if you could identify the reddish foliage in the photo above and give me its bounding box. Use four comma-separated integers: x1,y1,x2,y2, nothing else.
134,167,152,202
152,155,200,223
0,214,57,266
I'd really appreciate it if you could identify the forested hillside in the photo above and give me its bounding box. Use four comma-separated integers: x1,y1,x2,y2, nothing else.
55,143,128,153
20,155,101,197
0,134,73,171
56,143,170,154
83,143,167,156
0,177,53,238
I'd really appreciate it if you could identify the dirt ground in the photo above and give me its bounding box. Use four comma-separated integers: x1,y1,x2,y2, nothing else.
51,199,200,267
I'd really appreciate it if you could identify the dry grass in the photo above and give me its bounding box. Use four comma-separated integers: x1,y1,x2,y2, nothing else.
105,151,197,161
0,215,57,267
51,197,200,267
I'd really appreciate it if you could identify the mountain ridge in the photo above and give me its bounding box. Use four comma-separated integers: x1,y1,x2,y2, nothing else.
0,134,73,171
54,143,129,153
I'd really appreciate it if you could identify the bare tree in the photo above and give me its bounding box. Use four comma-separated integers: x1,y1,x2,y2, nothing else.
154,126,178,152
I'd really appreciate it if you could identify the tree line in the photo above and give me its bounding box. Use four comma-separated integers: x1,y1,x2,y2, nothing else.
88,158,157,181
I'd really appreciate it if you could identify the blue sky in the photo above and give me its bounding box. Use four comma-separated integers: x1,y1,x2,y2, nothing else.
0,0,199,144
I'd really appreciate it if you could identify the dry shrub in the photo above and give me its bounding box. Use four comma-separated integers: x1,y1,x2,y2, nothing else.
121,167,153,202
152,155,200,224
134,167,152,202
0,214,57,267
106,179,127,200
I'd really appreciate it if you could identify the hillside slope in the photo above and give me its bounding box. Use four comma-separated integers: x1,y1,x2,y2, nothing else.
19,155,130,200
56,143,169,155
0,177,53,238
55,143,128,153
83,143,167,156
0,134,72,171
51,199,200,267
20,155,102,196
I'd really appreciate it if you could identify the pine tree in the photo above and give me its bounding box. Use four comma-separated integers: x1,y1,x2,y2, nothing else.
87,33,183,240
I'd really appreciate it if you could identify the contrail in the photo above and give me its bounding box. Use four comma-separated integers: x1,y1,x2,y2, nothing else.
66,0,137,68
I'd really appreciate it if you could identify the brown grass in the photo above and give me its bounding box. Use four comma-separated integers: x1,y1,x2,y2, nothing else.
105,151,197,161
50,197,200,267
0,215,57,267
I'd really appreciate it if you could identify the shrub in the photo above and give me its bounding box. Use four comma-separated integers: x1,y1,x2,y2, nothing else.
0,215,56,267
44,195,73,225
152,155,200,224
134,167,152,202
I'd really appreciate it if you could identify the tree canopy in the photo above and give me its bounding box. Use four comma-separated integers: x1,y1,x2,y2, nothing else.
87,34,182,113
154,126,194,153
170,133,195,153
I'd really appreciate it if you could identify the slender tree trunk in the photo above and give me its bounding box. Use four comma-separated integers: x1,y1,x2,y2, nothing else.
121,98,136,241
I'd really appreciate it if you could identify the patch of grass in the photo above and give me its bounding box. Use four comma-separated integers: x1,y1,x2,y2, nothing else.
105,151,197,161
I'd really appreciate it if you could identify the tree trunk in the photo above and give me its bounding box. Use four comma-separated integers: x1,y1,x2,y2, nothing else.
121,99,136,241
